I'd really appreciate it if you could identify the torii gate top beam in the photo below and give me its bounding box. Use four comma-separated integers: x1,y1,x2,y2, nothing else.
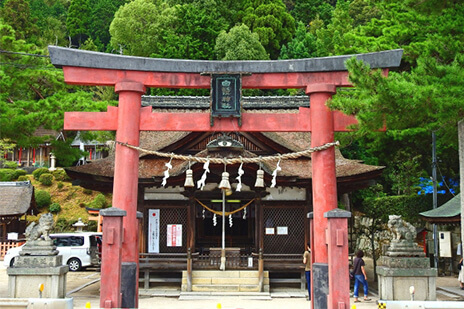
48,47,402,132
49,46,402,89
49,46,402,74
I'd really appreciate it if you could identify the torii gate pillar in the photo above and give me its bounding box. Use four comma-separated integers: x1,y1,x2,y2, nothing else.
113,81,145,307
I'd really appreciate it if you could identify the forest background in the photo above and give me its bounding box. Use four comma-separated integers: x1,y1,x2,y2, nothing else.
0,0,463,248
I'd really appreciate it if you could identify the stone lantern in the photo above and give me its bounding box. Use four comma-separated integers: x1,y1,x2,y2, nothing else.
73,218,87,232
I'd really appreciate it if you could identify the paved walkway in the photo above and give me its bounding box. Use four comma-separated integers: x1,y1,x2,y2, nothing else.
2,262,464,309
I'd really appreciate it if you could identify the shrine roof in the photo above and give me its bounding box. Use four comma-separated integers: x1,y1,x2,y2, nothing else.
49,46,402,73
0,181,36,217
65,129,384,192
419,194,461,222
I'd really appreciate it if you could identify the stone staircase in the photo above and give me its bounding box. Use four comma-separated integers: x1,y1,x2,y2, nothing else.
181,270,269,293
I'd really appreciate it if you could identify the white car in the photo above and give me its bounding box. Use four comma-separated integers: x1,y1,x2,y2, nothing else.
3,232,101,271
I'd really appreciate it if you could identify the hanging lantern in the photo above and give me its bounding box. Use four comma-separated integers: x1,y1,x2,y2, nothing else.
184,169,194,187
255,169,264,188
219,172,231,191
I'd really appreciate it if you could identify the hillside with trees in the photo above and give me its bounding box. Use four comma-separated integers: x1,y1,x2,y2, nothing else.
1,0,462,231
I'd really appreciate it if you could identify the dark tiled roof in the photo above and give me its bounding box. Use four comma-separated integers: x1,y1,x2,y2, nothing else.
0,181,35,216
420,194,461,219
142,96,309,109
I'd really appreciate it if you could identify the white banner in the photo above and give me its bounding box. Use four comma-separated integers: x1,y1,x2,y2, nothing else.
167,224,182,247
148,209,160,253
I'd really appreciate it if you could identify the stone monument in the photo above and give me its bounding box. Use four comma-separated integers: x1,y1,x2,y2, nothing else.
7,213,69,298
377,215,437,300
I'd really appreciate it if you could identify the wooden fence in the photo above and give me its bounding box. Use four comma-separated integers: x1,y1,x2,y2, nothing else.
0,241,23,259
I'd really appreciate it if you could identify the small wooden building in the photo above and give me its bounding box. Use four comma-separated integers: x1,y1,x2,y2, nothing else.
65,96,384,287
0,181,36,257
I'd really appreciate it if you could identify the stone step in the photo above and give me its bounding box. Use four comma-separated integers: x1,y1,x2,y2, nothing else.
182,277,269,285
183,270,268,279
179,291,272,300
181,270,270,292
192,284,240,292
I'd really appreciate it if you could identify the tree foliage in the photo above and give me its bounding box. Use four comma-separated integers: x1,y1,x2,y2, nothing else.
279,21,317,59
241,0,295,59
215,24,269,60
109,0,173,57
1,0,38,40
66,0,91,45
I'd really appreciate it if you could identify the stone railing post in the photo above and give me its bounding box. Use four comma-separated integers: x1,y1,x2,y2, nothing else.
258,248,264,292
100,207,126,309
187,248,193,292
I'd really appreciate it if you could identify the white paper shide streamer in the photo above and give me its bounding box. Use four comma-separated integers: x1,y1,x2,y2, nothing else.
235,162,244,192
271,158,281,188
161,157,173,187
197,158,210,190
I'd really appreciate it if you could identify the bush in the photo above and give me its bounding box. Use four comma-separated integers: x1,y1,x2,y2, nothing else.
0,169,15,181
54,218,73,233
52,169,70,181
13,169,27,179
83,188,93,195
87,220,98,231
57,181,64,189
49,203,62,213
88,193,108,209
33,167,49,180
39,173,54,186
17,175,29,181
35,190,51,208
2,161,19,168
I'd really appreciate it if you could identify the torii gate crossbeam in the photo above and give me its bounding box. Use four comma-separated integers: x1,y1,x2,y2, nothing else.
49,46,402,309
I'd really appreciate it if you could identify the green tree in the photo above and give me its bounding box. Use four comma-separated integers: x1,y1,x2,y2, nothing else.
29,0,68,46
66,0,91,46
291,0,334,26
1,0,38,40
279,21,317,59
89,0,121,51
241,0,295,59
315,0,354,56
158,1,227,60
109,0,173,56
215,24,269,60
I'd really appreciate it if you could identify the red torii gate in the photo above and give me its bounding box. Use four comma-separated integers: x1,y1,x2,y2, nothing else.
49,46,402,309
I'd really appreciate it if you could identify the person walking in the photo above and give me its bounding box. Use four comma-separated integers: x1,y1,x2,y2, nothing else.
303,243,311,300
353,249,371,302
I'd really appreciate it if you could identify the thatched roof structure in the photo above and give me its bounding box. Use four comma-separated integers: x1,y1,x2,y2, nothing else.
0,181,37,217
66,96,384,193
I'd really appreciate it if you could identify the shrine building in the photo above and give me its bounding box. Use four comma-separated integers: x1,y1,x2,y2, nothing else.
65,95,384,289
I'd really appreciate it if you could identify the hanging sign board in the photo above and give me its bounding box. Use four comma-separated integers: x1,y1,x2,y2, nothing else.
277,226,288,235
167,224,182,247
211,74,242,126
148,209,160,253
265,227,275,235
